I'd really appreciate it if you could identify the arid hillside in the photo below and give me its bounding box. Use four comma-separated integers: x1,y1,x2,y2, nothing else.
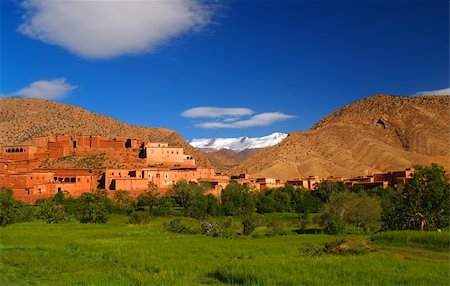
235,94,450,179
0,97,211,167
202,148,264,173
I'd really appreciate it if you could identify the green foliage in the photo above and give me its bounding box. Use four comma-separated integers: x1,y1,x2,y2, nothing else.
128,211,151,224
133,191,174,216
314,181,349,202
298,212,310,232
0,189,34,226
324,239,371,255
76,193,110,223
221,180,256,216
199,217,235,238
266,219,287,236
164,218,197,234
112,190,134,214
241,214,256,236
382,164,450,231
318,192,381,234
297,190,323,213
36,199,68,224
298,243,324,257
172,180,211,218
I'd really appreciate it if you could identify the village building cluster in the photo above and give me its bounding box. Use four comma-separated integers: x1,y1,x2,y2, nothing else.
0,134,415,203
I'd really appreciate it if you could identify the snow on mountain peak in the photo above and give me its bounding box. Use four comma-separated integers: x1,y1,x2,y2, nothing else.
188,132,288,151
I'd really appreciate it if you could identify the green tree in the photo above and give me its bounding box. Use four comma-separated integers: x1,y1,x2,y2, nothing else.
221,180,255,216
383,164,450,231
314,181,348,202
0,189,23,226
112,189,134,214
36,199,68,224
171,180,210,218
76,193,110,223
318,192,381,234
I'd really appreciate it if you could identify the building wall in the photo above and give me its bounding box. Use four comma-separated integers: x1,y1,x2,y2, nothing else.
1,146,38,160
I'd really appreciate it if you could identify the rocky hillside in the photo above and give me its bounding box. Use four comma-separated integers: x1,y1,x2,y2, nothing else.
0,97,211,167
235,94,450,179
202,148,264,173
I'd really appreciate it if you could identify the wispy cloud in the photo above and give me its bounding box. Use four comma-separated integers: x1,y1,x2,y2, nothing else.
182,106,295,129
181,107,254,118
18,0,216,59
196,112,295,128
413,87,450,96
1,78,77,99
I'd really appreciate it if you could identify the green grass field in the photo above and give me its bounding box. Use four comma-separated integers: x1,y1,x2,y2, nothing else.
1,215,449,285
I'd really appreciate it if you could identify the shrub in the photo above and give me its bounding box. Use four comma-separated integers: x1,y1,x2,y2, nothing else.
317,192,381,234
324,239,370,255
128,211,151,224
165,218,197,234
298,213,310,232
241,214,256,236
36,199,68,224
266,219,287,236
298,243,324,257
199,218,234,238
0,189,34,226
76,193,110,223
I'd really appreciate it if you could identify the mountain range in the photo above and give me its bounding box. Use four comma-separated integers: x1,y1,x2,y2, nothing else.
189,132,287,151
234,94,449,179
1,94,448,179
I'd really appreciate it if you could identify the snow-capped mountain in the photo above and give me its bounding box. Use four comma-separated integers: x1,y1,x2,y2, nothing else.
188,132,288,151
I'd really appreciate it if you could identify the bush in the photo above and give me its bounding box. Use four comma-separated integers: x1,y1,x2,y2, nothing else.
324,239,370,255
36,199,68,224
298,243,324,257
128,211,151,224
317,192,381,234
76,193,110,223
241,214,256,236
0,189,34,226
165,218,197,234
199,217,235,238
298,213,310,232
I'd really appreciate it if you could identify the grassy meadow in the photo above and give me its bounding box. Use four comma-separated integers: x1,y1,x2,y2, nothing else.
0,215,449,285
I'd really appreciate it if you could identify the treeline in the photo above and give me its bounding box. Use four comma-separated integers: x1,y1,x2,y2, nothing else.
1,164,448,235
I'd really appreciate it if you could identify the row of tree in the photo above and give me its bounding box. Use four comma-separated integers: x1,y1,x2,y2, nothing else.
1,164,448,233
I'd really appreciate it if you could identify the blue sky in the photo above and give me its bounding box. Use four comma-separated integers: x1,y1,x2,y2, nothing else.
1,0,448,140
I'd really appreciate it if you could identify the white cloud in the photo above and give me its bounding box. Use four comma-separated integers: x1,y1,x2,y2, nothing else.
413,87,450,96
18,0,215,59
1,78,77,99
195,112,295,129
181,107,254,118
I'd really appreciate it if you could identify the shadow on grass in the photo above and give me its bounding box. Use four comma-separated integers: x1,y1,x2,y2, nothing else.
294,228,321,234
207,269,259,285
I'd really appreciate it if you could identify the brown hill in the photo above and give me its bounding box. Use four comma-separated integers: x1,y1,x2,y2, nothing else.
235,94,450,179
202,148,265,173
0,97,211,167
